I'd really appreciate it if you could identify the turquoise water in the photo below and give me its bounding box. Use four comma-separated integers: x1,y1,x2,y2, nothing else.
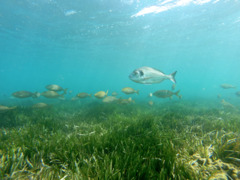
1,1,240,179
1,0,240,102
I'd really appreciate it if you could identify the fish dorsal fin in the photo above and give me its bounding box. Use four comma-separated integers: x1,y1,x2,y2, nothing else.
140,66,164,74
150,67,165,74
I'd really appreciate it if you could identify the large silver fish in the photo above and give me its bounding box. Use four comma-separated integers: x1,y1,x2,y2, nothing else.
129,67,177,84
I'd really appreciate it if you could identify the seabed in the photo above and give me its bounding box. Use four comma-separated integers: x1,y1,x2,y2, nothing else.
0,100,240,179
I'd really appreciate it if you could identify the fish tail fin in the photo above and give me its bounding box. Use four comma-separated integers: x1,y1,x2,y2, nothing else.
32,92,40,98
61,89,68,96
63,88,68,95
136,90,139,95
174,90,180,98
170,71,177,83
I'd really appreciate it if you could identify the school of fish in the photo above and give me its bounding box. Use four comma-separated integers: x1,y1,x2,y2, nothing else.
2,66,239,112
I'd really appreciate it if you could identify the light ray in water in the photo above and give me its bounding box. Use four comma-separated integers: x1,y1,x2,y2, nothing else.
132,0,216,17
64,9,77,16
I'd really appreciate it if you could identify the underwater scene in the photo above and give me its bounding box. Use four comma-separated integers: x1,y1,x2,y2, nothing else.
1,0,240,179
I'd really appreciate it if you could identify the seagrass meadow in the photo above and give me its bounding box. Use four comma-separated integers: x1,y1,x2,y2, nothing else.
0,100,240,180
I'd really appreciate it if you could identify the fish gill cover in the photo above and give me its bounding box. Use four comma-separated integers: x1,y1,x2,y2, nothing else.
0,0,240,179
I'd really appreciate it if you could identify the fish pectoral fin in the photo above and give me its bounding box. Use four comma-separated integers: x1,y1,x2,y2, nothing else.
143,77,152,80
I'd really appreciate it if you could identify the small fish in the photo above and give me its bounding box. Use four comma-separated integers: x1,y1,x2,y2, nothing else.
129,66,177,84
118,97,135,104
122,87,139,95
76,92,91,98
45,84,68,93
152,90,181,99
12,91,40,98
148,100,154,106
102,96,118,103
94,90,108,99
220,84,236,89
221,99,235,109
32,103,48,109
235,91,240,97
0,105,16,113
71,96,79,101
41,91,64,98
58,97,66,101
111,92,118,96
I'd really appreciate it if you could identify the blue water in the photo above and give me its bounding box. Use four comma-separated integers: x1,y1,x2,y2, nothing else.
1,0,240,102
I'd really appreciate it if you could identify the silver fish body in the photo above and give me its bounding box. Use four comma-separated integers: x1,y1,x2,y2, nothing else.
153,90,180,99
129,66,177,84
220,84,236,89
41,91,63,98
45,84,68,93
12,91,40,98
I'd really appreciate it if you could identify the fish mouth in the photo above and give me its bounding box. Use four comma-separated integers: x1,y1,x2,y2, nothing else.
129,75,138,82
128,74,134,79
